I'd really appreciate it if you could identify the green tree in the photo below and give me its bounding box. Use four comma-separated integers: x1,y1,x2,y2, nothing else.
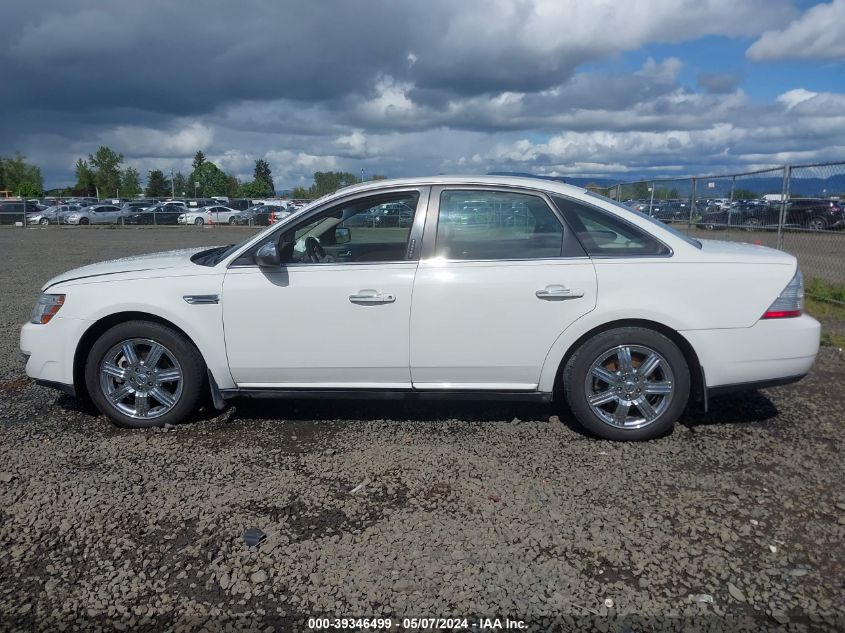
371,174,387,181
120,167,142,197
16,181,43,197
632,181,650,199
88,146,124,197
0,153,44,195
225,174,241,197
292,171,358,199
145,169,170,197
240,179,273,198
74,158,96,195
189,161,229,197
192,151,206,171
172,171,188,197
253,159,274,194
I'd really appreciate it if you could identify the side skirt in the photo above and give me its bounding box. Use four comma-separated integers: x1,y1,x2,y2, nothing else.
220,388,553,403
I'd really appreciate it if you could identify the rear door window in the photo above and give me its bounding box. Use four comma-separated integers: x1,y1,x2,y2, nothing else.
434,190,567,260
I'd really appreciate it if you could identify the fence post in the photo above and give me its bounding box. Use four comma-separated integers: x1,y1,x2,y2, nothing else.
688,178,697,230
648,181,655,216
776,165,791,251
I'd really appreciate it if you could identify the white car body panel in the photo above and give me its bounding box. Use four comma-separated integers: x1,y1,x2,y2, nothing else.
223,263,417,386
410,257,597,389
19,175,820,413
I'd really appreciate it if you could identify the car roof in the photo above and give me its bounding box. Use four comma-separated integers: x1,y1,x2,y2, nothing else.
335,175,586,198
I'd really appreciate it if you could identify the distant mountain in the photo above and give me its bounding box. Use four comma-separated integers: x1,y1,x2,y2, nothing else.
489,171,845,198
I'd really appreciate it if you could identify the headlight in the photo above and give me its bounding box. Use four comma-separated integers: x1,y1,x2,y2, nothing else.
67,214,80,220
31,294,65,324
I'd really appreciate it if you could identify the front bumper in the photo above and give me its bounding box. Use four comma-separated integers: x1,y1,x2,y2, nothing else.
20,317,92,390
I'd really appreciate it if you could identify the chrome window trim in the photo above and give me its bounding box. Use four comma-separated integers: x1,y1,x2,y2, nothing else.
421,184,584,261
225,185,431,269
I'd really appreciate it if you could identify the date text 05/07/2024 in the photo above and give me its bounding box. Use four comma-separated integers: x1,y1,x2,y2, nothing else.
306,617,528,630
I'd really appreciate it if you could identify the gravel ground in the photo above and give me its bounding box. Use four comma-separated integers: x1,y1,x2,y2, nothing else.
1,227,844,632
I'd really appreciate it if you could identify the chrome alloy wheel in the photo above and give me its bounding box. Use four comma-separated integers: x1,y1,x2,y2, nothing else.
584,344,675,429
98,338,183,420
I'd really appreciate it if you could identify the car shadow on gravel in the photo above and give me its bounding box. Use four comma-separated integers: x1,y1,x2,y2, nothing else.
679,390,779,430
46,385,781,439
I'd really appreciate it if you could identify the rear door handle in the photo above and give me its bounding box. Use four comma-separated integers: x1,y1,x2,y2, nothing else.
536,285,584,300
349,289,396,305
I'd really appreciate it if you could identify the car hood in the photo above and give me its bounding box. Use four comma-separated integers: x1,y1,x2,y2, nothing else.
42,247,214,290
697,239,795,264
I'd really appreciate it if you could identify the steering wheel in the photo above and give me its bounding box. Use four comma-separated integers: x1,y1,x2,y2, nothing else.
304,236,326,263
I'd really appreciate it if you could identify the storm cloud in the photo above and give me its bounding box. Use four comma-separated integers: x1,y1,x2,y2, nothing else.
2,0,843,188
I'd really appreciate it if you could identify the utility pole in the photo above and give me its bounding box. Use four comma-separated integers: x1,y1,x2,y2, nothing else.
361,168,365,183
171,168,175,198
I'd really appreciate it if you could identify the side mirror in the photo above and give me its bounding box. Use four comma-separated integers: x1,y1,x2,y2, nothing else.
335,227,351,244
255,241,281,267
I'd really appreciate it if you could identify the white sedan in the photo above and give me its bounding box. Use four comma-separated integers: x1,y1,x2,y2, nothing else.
20,176,820,440
177,205,241,225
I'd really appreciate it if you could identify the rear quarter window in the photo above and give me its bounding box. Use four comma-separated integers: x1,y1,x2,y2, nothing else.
553,195,671,257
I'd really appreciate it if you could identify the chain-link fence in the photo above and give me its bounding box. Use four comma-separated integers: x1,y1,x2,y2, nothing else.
4,162,844,288
604,162,845,288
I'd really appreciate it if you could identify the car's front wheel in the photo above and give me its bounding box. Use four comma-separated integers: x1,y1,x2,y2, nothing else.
563,327,690,441
84,320,205,428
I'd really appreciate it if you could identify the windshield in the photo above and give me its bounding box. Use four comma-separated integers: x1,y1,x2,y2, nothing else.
585,190,702,249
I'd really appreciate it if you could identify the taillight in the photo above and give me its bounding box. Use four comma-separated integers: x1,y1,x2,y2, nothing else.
762,269,803,319
269,211,275,223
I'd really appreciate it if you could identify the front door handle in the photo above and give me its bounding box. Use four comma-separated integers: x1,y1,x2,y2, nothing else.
349,289,396,305
536,285,584,300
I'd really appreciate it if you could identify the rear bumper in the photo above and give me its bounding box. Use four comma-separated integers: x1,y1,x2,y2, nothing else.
682,315,820,389
707,373,806,398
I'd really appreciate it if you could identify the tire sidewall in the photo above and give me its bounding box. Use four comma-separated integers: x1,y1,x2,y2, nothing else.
84,320,205,428
564,327,690,441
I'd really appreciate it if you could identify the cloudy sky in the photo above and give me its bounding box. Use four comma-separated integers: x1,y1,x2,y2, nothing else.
2,0,845,190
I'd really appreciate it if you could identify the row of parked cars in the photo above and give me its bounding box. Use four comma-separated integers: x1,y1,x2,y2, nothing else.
625,197,845,231
0,197,310,227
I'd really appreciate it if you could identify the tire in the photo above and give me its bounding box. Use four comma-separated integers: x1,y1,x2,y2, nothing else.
79,217,90,225
228,217,237,225
40,217,49,226
807,217,827,231
194,217,204,226
563,327,690,441
84,320,206,429
743,217,760,231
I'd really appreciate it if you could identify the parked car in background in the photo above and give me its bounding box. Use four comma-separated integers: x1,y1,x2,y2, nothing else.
0,200,41,224
237,204,290,226
177,205,241,225
64,204,124,225
26,204,80,225
21,176,820,441
785,198,845,231
124,201,187,225
697,199,844,231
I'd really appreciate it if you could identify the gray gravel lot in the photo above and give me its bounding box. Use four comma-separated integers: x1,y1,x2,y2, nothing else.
1,227,844,632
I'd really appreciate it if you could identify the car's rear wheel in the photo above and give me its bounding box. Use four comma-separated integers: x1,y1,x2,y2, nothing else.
807,217,827,231
563,327,690,441
84,320,205,428
228,217,237,225
194,217,204,225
